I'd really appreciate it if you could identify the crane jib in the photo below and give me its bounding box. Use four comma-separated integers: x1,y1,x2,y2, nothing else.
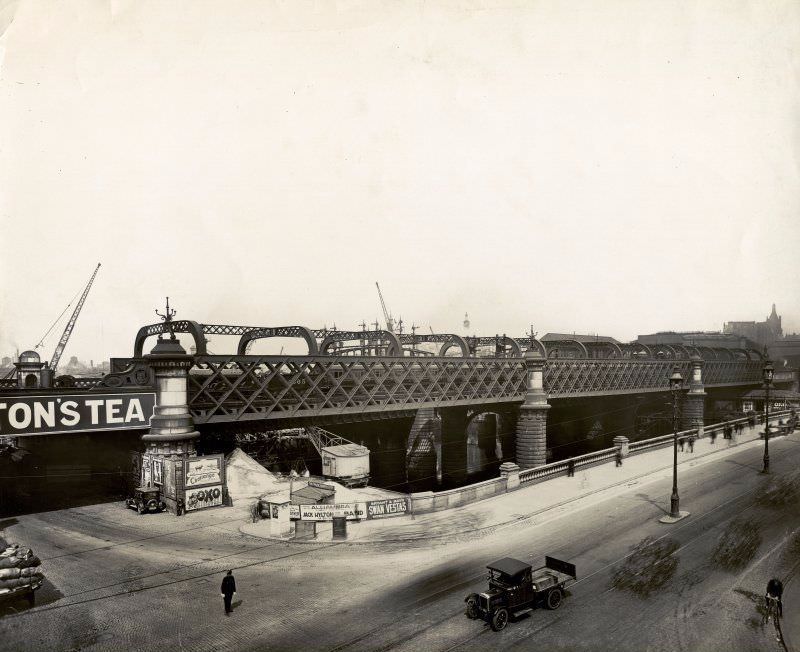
49,263,101,373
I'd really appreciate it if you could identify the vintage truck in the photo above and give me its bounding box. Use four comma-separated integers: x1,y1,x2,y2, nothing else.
465,556,577,631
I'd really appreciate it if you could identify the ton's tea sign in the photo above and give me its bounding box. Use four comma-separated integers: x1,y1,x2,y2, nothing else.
0,393,156,436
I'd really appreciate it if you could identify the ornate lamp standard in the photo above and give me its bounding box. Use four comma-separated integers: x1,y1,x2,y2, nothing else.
762,357,774,473
661,366,690,523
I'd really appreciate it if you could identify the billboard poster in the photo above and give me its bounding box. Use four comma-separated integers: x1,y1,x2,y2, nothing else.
0,392,156,436
141,454,151,486
162,459,176,500
366,498,410,519
297,503,366,521
185,456,222,488
185,485,223,511
152,458,163,485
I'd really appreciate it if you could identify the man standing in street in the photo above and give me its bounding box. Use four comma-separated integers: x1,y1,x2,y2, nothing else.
221,570,236,615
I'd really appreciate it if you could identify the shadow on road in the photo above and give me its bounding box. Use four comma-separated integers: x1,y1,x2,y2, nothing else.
633,492,668,515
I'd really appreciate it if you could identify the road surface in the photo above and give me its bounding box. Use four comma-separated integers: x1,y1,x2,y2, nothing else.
1,432,799,651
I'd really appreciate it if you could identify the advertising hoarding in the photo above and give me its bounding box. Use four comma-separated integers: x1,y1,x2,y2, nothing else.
185,456,223,488
141,454,152,486
294,503,366,521
185,485,223,511
0,393,156,436
366,497,410,519
152,458,163,485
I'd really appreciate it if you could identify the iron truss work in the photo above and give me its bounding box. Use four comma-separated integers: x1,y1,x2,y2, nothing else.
133,321,333,357
186,355,763,425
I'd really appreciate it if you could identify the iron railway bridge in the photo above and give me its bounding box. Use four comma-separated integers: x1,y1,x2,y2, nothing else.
96,320,766,428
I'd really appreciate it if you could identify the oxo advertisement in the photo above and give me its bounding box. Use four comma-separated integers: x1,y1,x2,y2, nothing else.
0,392,156,436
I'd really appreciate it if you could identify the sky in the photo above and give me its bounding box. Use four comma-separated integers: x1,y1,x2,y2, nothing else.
1,0,799,362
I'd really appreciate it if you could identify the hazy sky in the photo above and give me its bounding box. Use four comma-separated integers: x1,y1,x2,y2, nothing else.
1,0,799,362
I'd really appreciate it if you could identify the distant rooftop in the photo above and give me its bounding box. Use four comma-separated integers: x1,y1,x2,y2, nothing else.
541,333,620,344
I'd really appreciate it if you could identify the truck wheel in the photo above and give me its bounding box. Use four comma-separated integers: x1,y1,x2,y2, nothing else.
490,607,509,631
546,588,563,610
465,595,479,619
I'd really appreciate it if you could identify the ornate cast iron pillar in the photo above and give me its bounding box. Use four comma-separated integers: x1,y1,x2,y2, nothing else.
682,355,706,435
142,336,200,458
516,350,549,469
440,407,468,486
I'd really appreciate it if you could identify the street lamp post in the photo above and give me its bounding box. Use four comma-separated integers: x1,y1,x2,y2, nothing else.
661,366,689,523
762,357,774,473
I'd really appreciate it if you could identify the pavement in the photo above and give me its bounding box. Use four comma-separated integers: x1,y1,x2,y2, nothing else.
242,421,785,544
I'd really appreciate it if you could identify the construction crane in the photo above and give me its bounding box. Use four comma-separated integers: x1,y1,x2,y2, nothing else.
375,282,394,333
48,263,101,374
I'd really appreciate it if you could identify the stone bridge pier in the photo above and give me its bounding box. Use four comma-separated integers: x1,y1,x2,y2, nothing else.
682,356,706,434
515,350,549,469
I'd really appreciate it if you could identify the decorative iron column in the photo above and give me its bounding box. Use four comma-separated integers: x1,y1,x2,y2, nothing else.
515,350,549,469
682,355,705,435
142,336,200,458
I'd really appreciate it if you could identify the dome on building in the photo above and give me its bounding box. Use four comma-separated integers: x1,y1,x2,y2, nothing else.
18,350,41,364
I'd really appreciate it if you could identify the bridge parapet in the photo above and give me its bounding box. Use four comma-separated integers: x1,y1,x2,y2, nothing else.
185,355,763,425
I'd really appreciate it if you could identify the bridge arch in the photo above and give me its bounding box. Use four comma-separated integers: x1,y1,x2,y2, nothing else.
134,320,207,357
513,338,547,357
729,347,751,360
542,339,589,359
436,335,471,357
671,344,691,358
684,345,702,358
319,330,403,356
620,342,652,358
585,341,624,359
237,326,319,355
695,345,717,360
651,343,678,359
713,347,735,360
398,333,471,357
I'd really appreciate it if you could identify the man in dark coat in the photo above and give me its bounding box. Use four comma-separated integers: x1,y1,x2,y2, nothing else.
221,570,236,615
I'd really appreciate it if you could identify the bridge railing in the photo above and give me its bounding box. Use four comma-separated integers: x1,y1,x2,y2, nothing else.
518,410,794,487
186,355,763,423
518,446,619,484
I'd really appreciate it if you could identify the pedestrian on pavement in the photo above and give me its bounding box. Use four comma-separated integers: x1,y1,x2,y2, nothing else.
710,428,717,444
221,570,237,615
567,459,575,477
688,434,696,453
615,450,622,467
766,577,784,618
678,437,685,452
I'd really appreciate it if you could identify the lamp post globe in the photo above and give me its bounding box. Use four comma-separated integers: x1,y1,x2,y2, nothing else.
762,358,774,473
